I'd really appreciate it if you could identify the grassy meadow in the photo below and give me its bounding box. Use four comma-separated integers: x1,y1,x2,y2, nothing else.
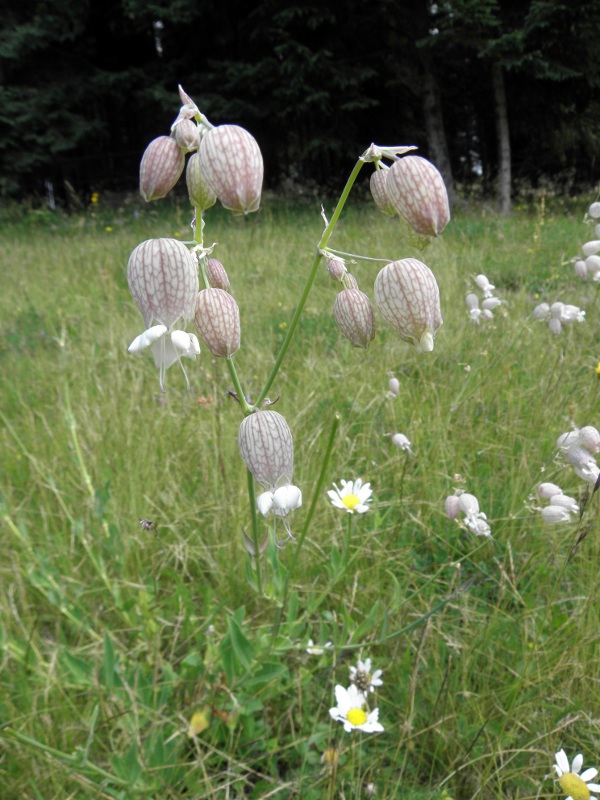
1,187,600,799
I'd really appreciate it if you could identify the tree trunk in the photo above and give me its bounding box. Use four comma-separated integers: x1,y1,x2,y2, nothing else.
421,49,456,207
491,61,511,214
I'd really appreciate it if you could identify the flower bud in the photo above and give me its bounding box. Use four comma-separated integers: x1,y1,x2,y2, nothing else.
238,410,294,488
466,293,479,311
174,118,200,152
342,272,359,290
548,317,562,335
178,85,200,117
391,433,413,453
589,202,600,219
585,255,600,274
445,495,460,519
127,238,198,328
574,260,587,279
205,258,230,290
326,256,347,282
198,124,263,214
374,259,442,352
475,274,495,297
139,136,185,202
334,288,376,349
548,494,579,513
565,444,596,470
186,152,217,210
533,303,550,320
194,288,240,357
482,297,502,311
388,376,400,397
556,431,580,451
579,425,600,454
582,240,600,257
458,493,479,516
386,155,450,237
540,505,572,524
537,482,562,499
550,302,564,319
370,169,396,216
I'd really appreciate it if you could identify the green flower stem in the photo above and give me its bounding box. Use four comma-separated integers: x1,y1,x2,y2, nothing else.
270,413,340,644
226,357,252,415
343,512,353,563
256,157,367,407
246,468,262,595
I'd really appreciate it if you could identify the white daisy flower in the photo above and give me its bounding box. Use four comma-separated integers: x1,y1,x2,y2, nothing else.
349,657,383,694
306,639,332,656
554,749,600,800
329,684,383,733
327,479,373,514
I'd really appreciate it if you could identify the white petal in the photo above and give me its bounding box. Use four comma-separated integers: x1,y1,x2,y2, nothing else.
128,324,168,353
256,491,274,516
273,484,302,512
572,754,584,774
334,685,351,713
555,750,570,775
581,768,598,782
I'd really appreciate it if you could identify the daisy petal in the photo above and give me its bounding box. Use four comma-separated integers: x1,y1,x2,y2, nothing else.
555,750,570,775
573,754,584,774
581,768,598,782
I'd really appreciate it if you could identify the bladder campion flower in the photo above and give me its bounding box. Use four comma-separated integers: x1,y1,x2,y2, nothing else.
349,658,383,694
329,684,383,733
198,124,263,214
127,238,200,389
553,749,600,800
238,410,294,489
328,479,373,514
385,155,450,238
374,258,442,352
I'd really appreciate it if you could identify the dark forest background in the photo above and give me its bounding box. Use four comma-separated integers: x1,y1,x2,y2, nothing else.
2,0,600,210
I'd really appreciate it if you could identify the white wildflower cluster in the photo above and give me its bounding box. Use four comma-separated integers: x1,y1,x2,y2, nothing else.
556,425,600,484
445,490,492,538
573,200,600,281
537,482,579,524
465,273,503,324
533,300,585,334
329,657,384,733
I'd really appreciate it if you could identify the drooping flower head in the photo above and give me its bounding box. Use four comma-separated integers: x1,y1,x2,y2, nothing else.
238,410,294,489
553,749,600,800
328,479,373,514
329,684,383,733
374,258,442,352
127,238,200,389
139,136,185,202
198,124,264,214
334,288,376,349
194,288,241,358
385,155,450,239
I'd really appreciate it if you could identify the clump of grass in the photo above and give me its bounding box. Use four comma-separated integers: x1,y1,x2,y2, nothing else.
1,193,599,799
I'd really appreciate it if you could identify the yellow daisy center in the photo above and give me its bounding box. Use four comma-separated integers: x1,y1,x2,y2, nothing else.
559,773,590,800
346,707,367,726
342,493,360,510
